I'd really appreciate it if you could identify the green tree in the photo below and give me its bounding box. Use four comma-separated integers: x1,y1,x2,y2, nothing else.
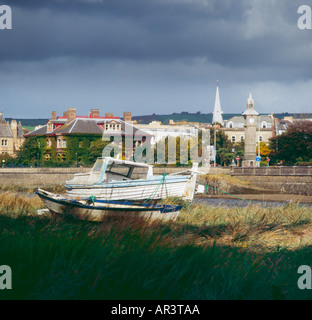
217,148,233,166
15,136,45,166
88,139,112,164
269,121,312,165
210,130,244,165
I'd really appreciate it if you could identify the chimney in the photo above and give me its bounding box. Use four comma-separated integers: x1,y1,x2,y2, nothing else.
90,108,100,118
63,111,68,118
67,108,76,123
52,111,57,121
105,112,114,118
123,112,132,123
10,120,17,143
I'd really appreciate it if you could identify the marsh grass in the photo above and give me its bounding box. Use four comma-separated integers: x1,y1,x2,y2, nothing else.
0,184,65,193
1,192,312,300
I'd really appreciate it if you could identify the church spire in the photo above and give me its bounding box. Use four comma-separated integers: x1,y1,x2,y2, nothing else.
247,92,254,109
212,80,223,125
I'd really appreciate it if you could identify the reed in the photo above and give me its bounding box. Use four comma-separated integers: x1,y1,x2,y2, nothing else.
1,192,312,300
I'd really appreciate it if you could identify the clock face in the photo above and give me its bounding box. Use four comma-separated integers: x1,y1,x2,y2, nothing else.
249,117,255,124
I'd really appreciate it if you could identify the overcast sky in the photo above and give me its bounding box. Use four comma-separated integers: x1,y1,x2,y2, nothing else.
1,0,311,118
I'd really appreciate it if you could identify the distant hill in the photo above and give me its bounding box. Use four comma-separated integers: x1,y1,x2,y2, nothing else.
6,118,48,128
5,112,312,128
131,112,239,124
131,112,312,124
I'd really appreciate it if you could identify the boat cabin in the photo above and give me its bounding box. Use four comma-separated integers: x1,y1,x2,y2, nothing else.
66,157,154,185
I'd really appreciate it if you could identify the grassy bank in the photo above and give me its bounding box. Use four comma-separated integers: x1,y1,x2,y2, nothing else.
1,193,312,300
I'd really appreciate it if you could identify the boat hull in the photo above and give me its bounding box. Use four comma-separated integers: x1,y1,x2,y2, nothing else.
66,179,189,201
36,189,181,222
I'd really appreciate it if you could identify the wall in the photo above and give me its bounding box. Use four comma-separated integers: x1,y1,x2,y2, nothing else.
0,167,90,190
231,166,312,176
231,167,312,195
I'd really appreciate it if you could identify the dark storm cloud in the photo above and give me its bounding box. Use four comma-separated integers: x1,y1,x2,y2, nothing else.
3,0,307,70
1,0,311,117
0,1,284,63
0,1,303,65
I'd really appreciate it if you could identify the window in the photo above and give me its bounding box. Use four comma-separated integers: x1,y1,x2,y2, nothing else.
228,122,234,128
231,136,236,143
259,136,263,142
240,136,245,142
62,140,67,148
262,122,267,129
57,139,61,148
1,139,8,146
46,139,52,148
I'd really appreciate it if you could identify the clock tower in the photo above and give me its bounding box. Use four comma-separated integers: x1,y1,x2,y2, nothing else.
242,92,259,167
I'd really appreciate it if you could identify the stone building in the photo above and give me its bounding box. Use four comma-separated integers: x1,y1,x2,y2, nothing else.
0,112,25,157
222,113,275,144
134,121,200,146
25,108,151,162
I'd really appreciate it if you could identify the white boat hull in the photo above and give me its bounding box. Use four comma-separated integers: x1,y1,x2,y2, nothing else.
65,157,202,202
66,179,189,201
36,189,181,222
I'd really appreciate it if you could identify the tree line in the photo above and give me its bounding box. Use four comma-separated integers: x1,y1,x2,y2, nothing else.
1,121,311,167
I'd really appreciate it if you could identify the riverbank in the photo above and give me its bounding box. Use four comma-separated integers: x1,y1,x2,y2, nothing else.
196,193,312,204
1,192,312,300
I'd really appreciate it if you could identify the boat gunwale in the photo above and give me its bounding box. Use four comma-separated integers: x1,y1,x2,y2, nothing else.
65,175,190,189
36,191,182,213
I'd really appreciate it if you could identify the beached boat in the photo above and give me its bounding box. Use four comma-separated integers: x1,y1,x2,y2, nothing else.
36,188,182,222
65,157,204,202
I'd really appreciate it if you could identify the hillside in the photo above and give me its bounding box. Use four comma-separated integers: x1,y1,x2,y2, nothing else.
6,112,312,127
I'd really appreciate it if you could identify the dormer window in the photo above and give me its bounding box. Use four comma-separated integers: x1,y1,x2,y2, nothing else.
47,122,53,132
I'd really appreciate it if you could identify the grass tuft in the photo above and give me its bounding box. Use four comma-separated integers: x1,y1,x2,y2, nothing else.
1,192,312,299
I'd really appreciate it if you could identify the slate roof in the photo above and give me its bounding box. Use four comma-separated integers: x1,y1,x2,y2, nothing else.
0,114,13,138
25,125,49,136
25,117,152,138
53,118,103,135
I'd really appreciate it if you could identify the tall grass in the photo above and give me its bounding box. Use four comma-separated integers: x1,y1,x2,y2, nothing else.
1,192,312,300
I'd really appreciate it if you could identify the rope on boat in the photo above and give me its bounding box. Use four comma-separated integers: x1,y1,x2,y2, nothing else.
144,174,168,203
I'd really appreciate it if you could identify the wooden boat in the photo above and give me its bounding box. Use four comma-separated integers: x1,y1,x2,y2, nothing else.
36,188,182,222
65,157,204,202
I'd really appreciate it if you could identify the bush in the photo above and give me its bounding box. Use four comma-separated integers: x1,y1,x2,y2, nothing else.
294,162,312,166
